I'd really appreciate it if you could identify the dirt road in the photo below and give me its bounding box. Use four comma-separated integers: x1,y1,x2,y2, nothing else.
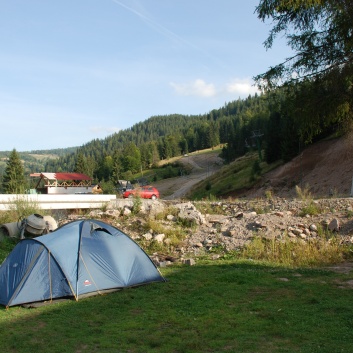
154,134,353,200
154,151,223,199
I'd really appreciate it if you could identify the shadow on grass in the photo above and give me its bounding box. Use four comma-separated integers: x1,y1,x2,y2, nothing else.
0,260,353,353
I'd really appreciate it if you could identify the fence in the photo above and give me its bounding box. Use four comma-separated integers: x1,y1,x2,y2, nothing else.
0,194,117,211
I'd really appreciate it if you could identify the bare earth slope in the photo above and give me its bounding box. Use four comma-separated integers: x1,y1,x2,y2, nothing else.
154,135,353,200
248,135,353,198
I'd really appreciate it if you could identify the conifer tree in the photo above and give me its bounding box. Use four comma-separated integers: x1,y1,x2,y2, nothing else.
255,0,353,89
3,149,27,194
74,151,86,174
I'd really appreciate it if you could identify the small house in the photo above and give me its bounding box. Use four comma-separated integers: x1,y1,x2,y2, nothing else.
30,172,94,194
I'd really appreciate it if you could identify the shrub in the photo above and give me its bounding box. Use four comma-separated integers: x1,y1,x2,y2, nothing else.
140,218,189,253
299,201,321,217
131,196,142,215
7,196,42,222
241,233,347,267
295,184,312,200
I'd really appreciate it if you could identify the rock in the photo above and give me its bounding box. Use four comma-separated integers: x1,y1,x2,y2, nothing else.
88,210,103,218
182,258,196,266
328,218,340,232
292,229,302,236
303,228,311,236
142,232,153,241
59,198,353,262
164,238,172,245
175,202,206,225
154,233,166,243
309,224,318,231
228,230,237,237
122,207,132,216
104,209,121,218
245,211,257,218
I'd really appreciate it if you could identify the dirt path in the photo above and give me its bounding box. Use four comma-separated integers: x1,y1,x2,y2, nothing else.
154,134,353,200
154,151,223,199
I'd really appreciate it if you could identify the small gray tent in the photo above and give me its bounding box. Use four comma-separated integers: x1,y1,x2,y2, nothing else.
0,219,165,307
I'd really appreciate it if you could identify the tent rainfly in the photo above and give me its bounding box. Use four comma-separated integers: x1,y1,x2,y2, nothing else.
0,219,165,307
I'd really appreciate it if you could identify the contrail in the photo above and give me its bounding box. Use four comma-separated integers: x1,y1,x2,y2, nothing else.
111,0,236,75
111,0,201,51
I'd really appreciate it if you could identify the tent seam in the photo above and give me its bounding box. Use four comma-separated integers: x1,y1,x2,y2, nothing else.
79,253,103,296
7,244,44,306
35,239,77,302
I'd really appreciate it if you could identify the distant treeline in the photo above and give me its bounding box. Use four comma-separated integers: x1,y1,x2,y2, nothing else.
0,147,78,178
43,81,346,186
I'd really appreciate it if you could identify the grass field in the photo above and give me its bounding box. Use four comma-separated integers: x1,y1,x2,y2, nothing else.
1,259,352,353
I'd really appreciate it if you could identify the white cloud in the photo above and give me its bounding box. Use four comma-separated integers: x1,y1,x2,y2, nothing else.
170,78,259,99
170,79,216,97
227,78,260,96
89,126,121,136
226,78,259,96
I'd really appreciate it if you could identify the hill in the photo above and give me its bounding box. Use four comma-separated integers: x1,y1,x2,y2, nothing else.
0,147,78,177
246,134,353,199
153,134,353,200
153,149,224,199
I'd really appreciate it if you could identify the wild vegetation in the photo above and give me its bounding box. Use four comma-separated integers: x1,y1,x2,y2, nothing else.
0,2,352,352
0,224,352,352
0,1,352,201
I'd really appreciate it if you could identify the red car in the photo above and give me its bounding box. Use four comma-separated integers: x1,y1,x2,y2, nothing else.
123,185,160,200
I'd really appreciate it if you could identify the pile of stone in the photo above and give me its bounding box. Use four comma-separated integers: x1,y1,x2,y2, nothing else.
62,198,353,265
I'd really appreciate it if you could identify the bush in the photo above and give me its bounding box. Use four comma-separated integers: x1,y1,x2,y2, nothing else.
132,196,142,215
241,233,347,267
295,184,312,200
8,196,42,222
299,202,321,216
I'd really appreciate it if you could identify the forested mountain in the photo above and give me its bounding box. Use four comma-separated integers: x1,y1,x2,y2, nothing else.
44,94,273,182
1,2,351,197
0,147,78,180
1,80,346,195
44,81,347,192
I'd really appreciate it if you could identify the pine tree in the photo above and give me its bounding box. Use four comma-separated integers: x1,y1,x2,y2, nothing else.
3,149,27,194
255,0,353,89
74,151,87,174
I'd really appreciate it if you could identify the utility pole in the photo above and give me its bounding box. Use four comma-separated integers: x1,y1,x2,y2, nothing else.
245,130,264,161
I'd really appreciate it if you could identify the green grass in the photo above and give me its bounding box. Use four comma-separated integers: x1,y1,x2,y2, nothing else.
189,152,281,200
241,234,348,267
0,259,353,352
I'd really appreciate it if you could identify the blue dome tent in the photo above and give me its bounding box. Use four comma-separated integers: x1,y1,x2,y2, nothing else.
0,219,165,307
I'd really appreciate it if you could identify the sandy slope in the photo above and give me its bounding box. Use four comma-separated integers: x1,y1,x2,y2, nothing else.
153,135,353,200
248,135,353,198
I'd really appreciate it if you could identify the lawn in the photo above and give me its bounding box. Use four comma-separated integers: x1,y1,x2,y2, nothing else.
1,259,352,353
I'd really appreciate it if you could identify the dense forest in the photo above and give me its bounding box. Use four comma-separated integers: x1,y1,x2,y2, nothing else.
43,79,348,192
2,1,352,195
0,147,78,181
43,94,270,182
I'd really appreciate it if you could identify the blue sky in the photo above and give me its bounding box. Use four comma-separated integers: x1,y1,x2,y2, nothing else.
0,0,290,152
